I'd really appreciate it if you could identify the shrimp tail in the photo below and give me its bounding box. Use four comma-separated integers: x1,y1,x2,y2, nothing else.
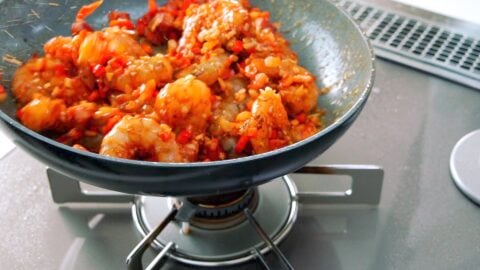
76,0,104,21
148,0,158,13
72,0,104,34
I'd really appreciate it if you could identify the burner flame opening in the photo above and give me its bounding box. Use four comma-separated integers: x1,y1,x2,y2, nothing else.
178,188,259,230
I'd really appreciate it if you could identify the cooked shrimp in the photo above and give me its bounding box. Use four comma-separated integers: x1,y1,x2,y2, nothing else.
66,102,98,127
13,57,62,104
44,29,92,65
17,96,66,132
77,27,147,67
209,96,242,137
92,106,125,134
176,53,231,85
107,54,173,93
244,57,319,114
178,0,248,57
290,119,319,142
43,36,75,63
100,115,182,162
12,57,90,105
277,60,318,114
241,87,290,154
155,75,212,133
280,83,319,115
71,0,103,34
17,98,99,133
109,79,157,113
107,11,136,30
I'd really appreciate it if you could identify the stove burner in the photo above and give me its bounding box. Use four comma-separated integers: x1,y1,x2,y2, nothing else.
187,189,256,217
175,189,259,230
131,177,298,267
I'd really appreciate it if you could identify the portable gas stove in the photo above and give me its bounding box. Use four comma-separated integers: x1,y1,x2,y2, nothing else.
47,165,383,269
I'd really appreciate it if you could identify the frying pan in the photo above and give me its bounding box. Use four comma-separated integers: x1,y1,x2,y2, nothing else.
0,0,375,196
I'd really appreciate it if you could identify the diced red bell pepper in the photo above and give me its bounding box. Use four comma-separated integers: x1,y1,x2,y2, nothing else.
54,65,66,76
296,113,307,123
109,57,127,70
235,135,250,154
269,139,286,150
191,45,201,54
16,107,24,119
205,138,223,161
92,64,105,78
177,129,192,144
160,132,172,142
232,40,243,54
103,115,122,134
0,84,6,102
87,91,99,102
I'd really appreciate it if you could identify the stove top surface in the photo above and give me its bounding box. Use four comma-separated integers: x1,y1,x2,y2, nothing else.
1,1,480,270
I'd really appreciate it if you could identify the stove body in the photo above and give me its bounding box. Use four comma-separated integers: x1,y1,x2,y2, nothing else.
1,0,480,269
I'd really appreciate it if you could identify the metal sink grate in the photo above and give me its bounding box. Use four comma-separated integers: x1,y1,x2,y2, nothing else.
335,0,480,90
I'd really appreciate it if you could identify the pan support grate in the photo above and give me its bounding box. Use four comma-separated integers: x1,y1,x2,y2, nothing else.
334,0,480,90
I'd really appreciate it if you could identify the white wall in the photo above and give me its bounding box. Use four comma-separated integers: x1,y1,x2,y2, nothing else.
393,0,480,25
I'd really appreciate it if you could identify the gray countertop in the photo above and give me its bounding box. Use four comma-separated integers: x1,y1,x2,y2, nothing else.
303,58,480,270
1,57,479,270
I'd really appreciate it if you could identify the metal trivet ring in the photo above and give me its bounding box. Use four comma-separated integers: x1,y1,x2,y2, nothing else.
129,177,298,269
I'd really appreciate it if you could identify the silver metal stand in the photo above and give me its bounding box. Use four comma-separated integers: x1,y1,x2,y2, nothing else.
126,207,178,270
244,208,294,270
47,168,132,203
295,165,383,205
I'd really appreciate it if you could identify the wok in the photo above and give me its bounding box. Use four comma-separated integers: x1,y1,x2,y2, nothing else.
0,0,374,196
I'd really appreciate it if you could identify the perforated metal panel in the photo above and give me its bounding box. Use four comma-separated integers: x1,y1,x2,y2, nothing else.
336,0,480,89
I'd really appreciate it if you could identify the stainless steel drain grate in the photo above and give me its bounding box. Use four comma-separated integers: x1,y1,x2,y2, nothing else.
335,0,480,90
